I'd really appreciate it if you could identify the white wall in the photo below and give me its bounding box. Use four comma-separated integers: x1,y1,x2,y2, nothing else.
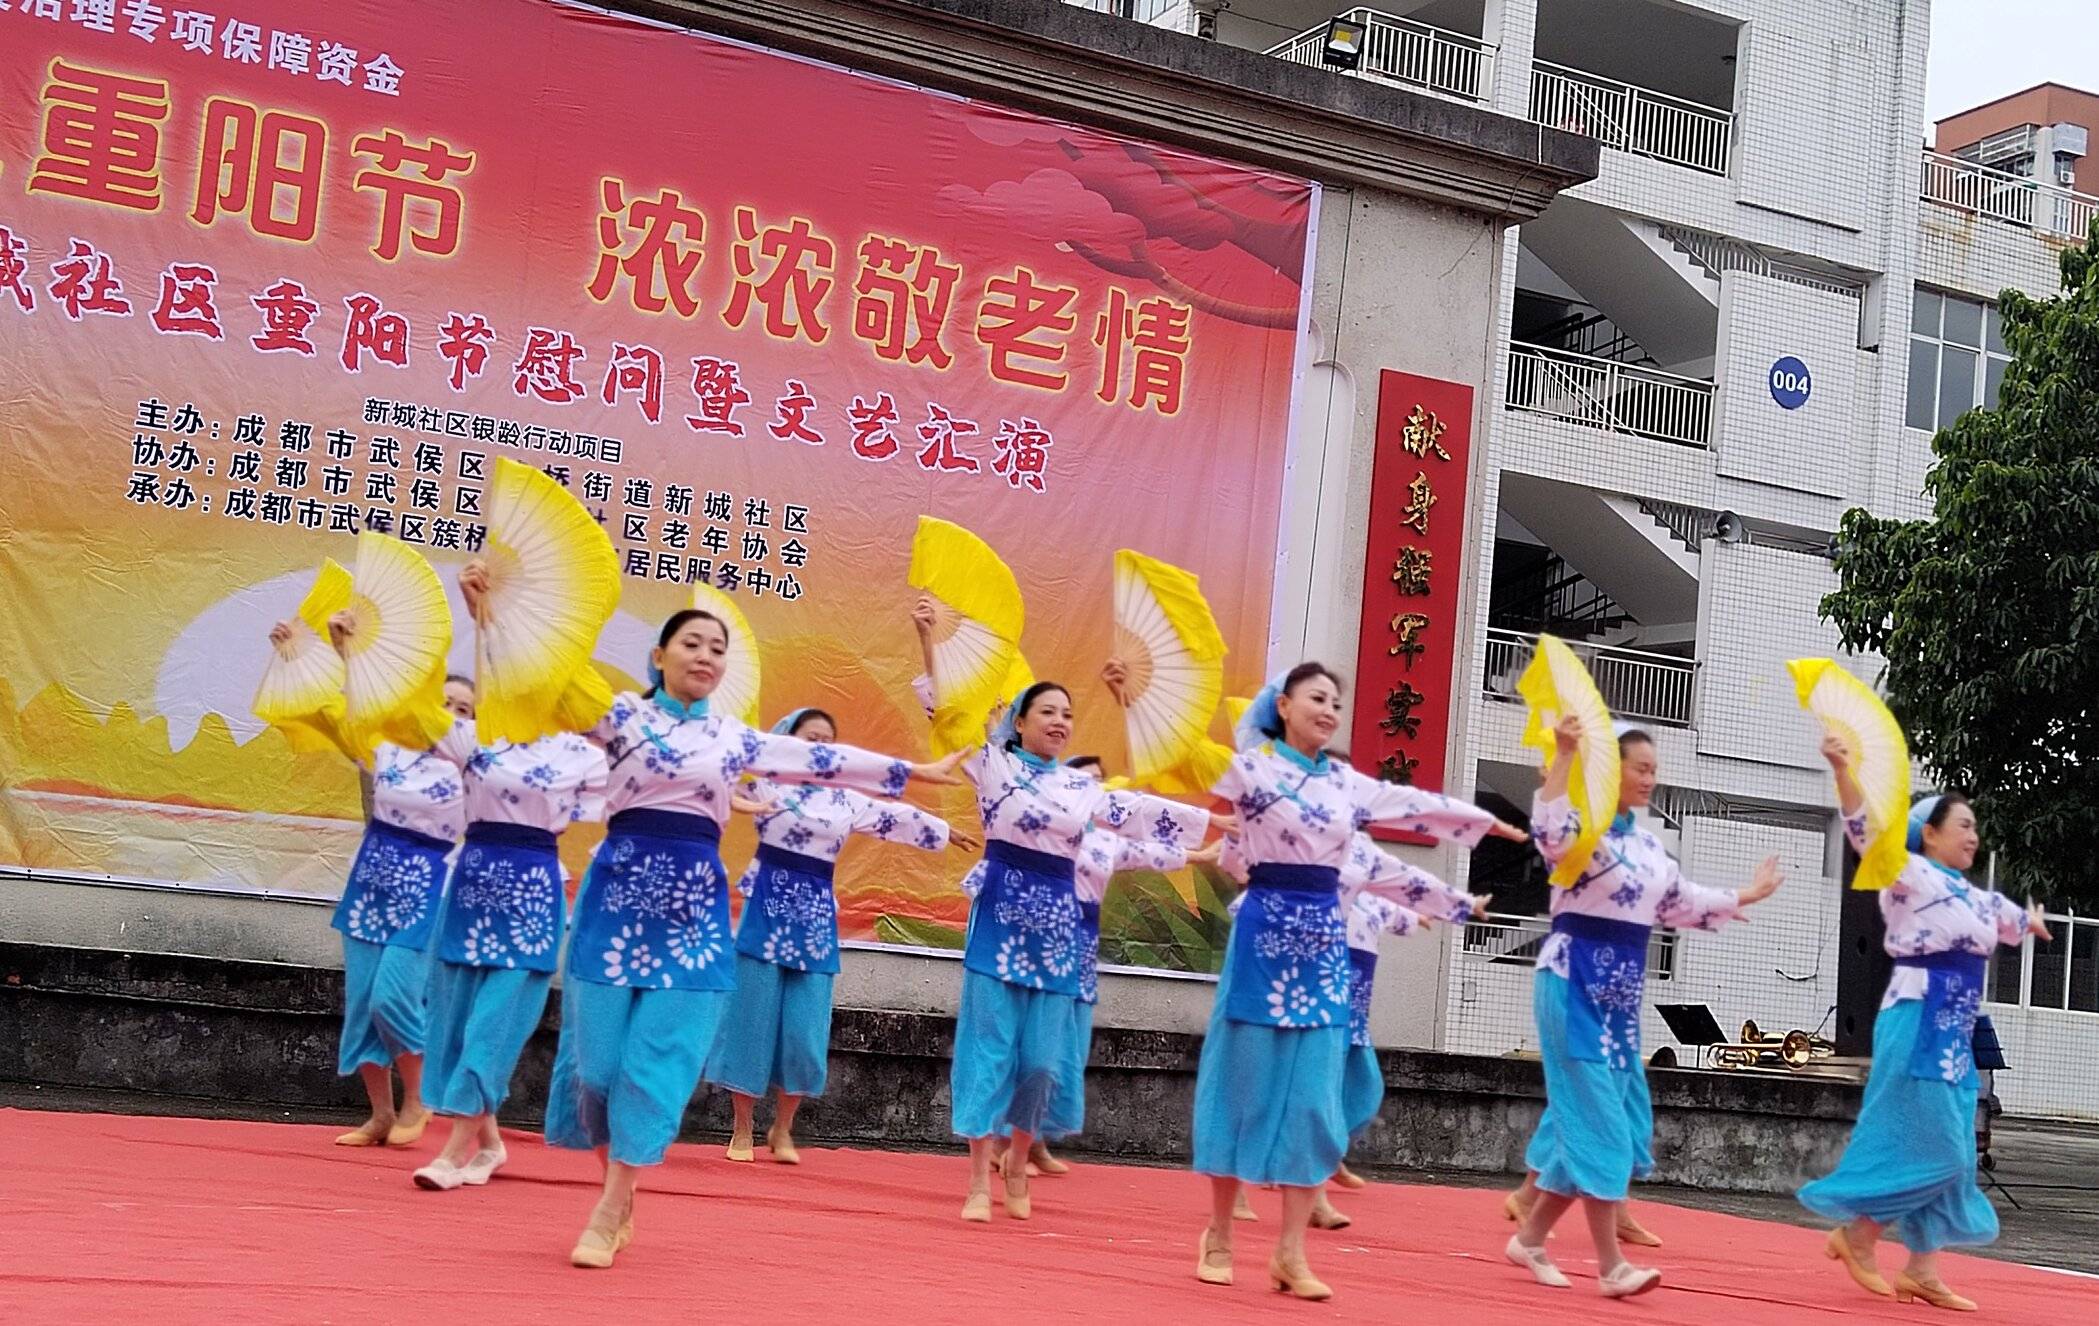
1694,542,1842,771
1712,273,1862,508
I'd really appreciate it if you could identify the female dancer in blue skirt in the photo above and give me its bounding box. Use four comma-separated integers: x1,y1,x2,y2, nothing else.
1218,828,1476,1229
995,754,1221,1177
942,680,1212,1223
266,619,476,1150
1800,736,2049,1311
1194,663,1523,1300
545,608,961,1268
414,565,609,1193
1503,718,1778,1298
704,705,966,1165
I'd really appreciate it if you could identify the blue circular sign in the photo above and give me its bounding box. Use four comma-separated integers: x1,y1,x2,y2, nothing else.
1769,356,1812,410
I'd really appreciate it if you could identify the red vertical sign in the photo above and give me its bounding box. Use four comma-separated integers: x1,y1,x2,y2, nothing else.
1350,370,1474,839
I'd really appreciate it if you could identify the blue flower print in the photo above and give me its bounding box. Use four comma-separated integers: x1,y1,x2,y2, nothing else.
1609,879,1644,910
806,743,842,777
1016,808,1052,835
873,812,900,839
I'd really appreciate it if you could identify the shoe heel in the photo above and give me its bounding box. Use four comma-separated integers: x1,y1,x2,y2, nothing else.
1895,1289,1914,1304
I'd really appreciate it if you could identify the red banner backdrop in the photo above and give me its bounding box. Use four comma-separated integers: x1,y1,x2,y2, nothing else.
0,0,1314,973
1349,370,1474,839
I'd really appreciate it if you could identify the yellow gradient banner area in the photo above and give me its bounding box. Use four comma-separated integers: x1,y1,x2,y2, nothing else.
0,0,1310,972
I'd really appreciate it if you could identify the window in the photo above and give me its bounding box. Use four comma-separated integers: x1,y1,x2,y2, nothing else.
1991,911,2097,1014
1907,288,2012,431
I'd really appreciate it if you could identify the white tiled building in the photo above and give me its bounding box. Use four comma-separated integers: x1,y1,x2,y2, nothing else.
1075,0,2099,1120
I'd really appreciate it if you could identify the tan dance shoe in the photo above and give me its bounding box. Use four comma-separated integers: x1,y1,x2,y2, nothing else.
1232,1190,1260,1222
1268,1254,1333,1301
960,1190,993,1223
570,1223,620,1269
1002,1172,1032,1221
1825,1227,1893,1298
725,1128,755,1163
1197,1229,1234,1286
1309,1199,1352,1231
1331,1163,1366,1191
1894,1273,1977,1312
1029,1140,1069,1176
1616,1210,1663,1247
335,1119,391,1147
383,1109,431,1147
766,1126,800,1166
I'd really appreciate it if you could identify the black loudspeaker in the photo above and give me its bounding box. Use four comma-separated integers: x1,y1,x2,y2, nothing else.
1833,836,1893,1057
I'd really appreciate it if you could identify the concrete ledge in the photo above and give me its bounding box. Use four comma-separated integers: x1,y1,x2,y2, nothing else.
610,0,1598,218
0,943,1856,1193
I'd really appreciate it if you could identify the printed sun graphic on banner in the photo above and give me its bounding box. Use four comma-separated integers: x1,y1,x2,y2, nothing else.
0,1,1315,975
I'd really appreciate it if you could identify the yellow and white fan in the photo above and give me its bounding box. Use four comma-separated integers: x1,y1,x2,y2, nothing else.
339,533,454,758
252,558,352,754
476,457,620,743
909,516,1025,757
1111,550,1228,783
1518,635,1620,888
1789,658,1911,890
691,580,761,727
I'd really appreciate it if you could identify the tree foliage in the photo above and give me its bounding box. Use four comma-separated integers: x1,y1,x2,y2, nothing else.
1822,233,2099,908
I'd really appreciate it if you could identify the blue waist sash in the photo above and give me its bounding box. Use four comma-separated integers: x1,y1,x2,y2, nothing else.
1076,899,1103,1006
1224,862,1348,1029
607,807,722,844
736,843,842,974
571,808,732,990
1347,946,1378,1048
1552,912,1651,1070
985,838,1076,881
333,818,453,949
439,820,564,971
1894,951,1987,1085
1248,862,1342,893
464,820,557,851
966,839,1083,995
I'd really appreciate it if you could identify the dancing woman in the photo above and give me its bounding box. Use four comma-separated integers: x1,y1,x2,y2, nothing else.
414,567,609,1193
703,705,969,1165
1218,830,1451,1229
1503,720,1779,1298
266,618,476,1150
1193,664,1524,1301
544,608,961,1268
997,754,1222,1177
943,680,1213,1223
1800,737,2049,1311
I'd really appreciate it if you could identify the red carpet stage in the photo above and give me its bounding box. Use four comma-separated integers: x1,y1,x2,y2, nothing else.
2,1109,2086,1323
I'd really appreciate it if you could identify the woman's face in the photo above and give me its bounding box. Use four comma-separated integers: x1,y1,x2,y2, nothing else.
442,680,476,721
1277,673,1341,750
793,714,837,744
1619,740,1658,809
653,617,727,700
1923,801,1980,871
1015,689,1072,759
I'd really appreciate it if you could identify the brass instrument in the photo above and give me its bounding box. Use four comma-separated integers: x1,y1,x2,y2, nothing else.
1709,1020,1838,1071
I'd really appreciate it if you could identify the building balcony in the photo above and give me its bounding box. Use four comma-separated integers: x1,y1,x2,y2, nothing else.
1531,60,1733,176
1481,627,1699,728
1505,341,1713,450
1920,149,2099,244
1264,9,1494,104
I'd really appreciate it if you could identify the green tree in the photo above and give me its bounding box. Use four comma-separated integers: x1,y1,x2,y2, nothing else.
1821,235,2099,909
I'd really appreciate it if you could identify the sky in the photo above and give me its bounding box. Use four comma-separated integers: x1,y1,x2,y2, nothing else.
1927,0,2099,123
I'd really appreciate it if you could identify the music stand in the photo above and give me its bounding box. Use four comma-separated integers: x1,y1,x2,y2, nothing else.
1655,1004,1727,1070
1971,1016,2020,1210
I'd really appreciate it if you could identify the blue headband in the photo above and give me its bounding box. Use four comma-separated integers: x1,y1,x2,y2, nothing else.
1906,795,1944,853
989,693,1024,749
770,707,819,737
1234,673,1287,752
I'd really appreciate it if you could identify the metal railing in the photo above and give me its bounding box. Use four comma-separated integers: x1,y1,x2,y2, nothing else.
1530,61,1733,176
1658,223,1866,301
1265,9,1494,103
1482,627,1699,727
1460,910,1678,980
1505,341,1714,449
1920,150,2099,243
